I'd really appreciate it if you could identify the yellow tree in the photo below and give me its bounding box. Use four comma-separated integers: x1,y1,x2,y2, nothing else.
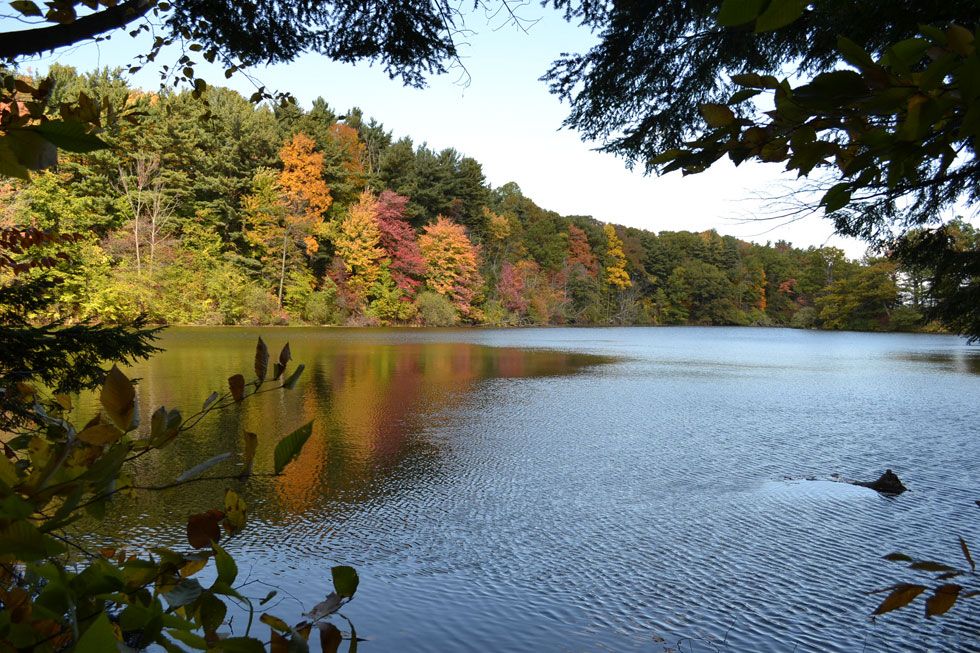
603,223,631,289
334,191,387,308
271,133,332,305
419,216,483,318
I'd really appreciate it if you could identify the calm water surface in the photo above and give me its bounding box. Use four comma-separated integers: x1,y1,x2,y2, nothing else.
79,327,979,652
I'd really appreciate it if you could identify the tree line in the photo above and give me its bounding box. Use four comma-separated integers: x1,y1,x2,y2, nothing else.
2,65,970,332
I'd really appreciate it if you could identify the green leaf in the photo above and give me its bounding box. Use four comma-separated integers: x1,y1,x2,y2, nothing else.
947,24,975,56
885,38,930,68
10,0,42,16
0,137,29,179
168,628,209,650
731,72,780,89
75,613,118,653
197,591,227,634
717,0,766,27
28,120,108,153
273,421,314,474
212,542,238,586
754,0,806,33
0,520,66,560
331,565,359,599
700,103,736,127
837,36,875,70
728,88,761,104
821,183,852,213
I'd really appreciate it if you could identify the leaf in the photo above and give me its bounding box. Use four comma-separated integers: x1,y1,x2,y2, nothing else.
179,558,208,578
909,560,958,573
228,374,246,402
240,431,258,478
717,0,766,27
260,590,278,606
331,565,359,599
187,509,224,549
946,24,975,56
730,72,780,89
75,612,118,653
164,578,204,608
77,422,123,445
959,536,975,572
202,391,219,411
319,623,343,653
10,1,43,17
700,103,736,127
273,421,314,474
28,120,108,153
882,552,914,562
100,364,135,431
754,0,806,33
260,613,291,633
223,488,246,533
304,593,342,620
213,542,238,585
837,36,875,70
282,364,305,390
821,183,852,214
925,584,961,618
255,337,269,382
872,583,926,616
175,452,232,483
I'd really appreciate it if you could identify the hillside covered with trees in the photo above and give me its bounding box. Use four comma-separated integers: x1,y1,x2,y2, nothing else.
2,66,965,332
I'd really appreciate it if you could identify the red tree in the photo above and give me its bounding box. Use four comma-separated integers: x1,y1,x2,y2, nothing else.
375,190,425,294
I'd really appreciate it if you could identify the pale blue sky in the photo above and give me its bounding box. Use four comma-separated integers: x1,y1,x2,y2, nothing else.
5,5,871,257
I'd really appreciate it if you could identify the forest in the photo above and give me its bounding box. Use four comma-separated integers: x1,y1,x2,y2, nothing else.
2,65,971,333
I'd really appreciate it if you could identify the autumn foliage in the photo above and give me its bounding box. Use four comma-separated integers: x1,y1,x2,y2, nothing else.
419,216,482,317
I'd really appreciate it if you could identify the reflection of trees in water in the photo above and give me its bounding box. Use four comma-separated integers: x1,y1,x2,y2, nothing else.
74,332,611,541
893,351,980,375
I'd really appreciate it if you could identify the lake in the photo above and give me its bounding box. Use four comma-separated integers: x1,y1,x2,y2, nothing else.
79,327,980,651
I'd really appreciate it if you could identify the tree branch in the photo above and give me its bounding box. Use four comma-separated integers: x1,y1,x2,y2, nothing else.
0,0,155,61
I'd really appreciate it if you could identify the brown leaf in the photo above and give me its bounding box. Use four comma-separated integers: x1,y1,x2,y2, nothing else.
319,623,343,653
959,536,975,573
255,337,269,382
100,365,135,430
279,342,291,367
872,584,926,616
925,584,961,618
228,374,246,402
186,509,224,549
270,630,288,653
909,560,958,573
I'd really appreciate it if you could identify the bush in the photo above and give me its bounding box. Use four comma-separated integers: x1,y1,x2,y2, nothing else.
791,306,818,329
416,290,457,326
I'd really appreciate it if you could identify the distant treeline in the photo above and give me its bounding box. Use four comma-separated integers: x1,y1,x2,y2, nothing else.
3,66,968,331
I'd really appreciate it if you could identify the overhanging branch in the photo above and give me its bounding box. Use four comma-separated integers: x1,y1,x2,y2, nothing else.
0,0,156,61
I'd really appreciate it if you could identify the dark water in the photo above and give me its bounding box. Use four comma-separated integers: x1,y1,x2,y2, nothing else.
76,327,979,652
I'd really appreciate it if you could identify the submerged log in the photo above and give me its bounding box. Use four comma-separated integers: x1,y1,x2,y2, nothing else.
854,469,908,495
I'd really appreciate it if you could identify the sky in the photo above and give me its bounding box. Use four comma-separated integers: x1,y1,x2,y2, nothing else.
4,4,873,258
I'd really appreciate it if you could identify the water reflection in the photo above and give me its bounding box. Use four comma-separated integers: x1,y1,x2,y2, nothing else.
892,350,980,375
76,331,613,540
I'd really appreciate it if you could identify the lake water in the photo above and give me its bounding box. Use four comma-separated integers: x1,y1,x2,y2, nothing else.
80,327,979,651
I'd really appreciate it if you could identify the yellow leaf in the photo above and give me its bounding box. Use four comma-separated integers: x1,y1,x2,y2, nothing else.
179,558,208,578
260,614,291,633
77,423,123,446
925,584,961,618
223,489,246,533
54,394,72,411
872,583,926,616
0,453,19,487
100,365,135,431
